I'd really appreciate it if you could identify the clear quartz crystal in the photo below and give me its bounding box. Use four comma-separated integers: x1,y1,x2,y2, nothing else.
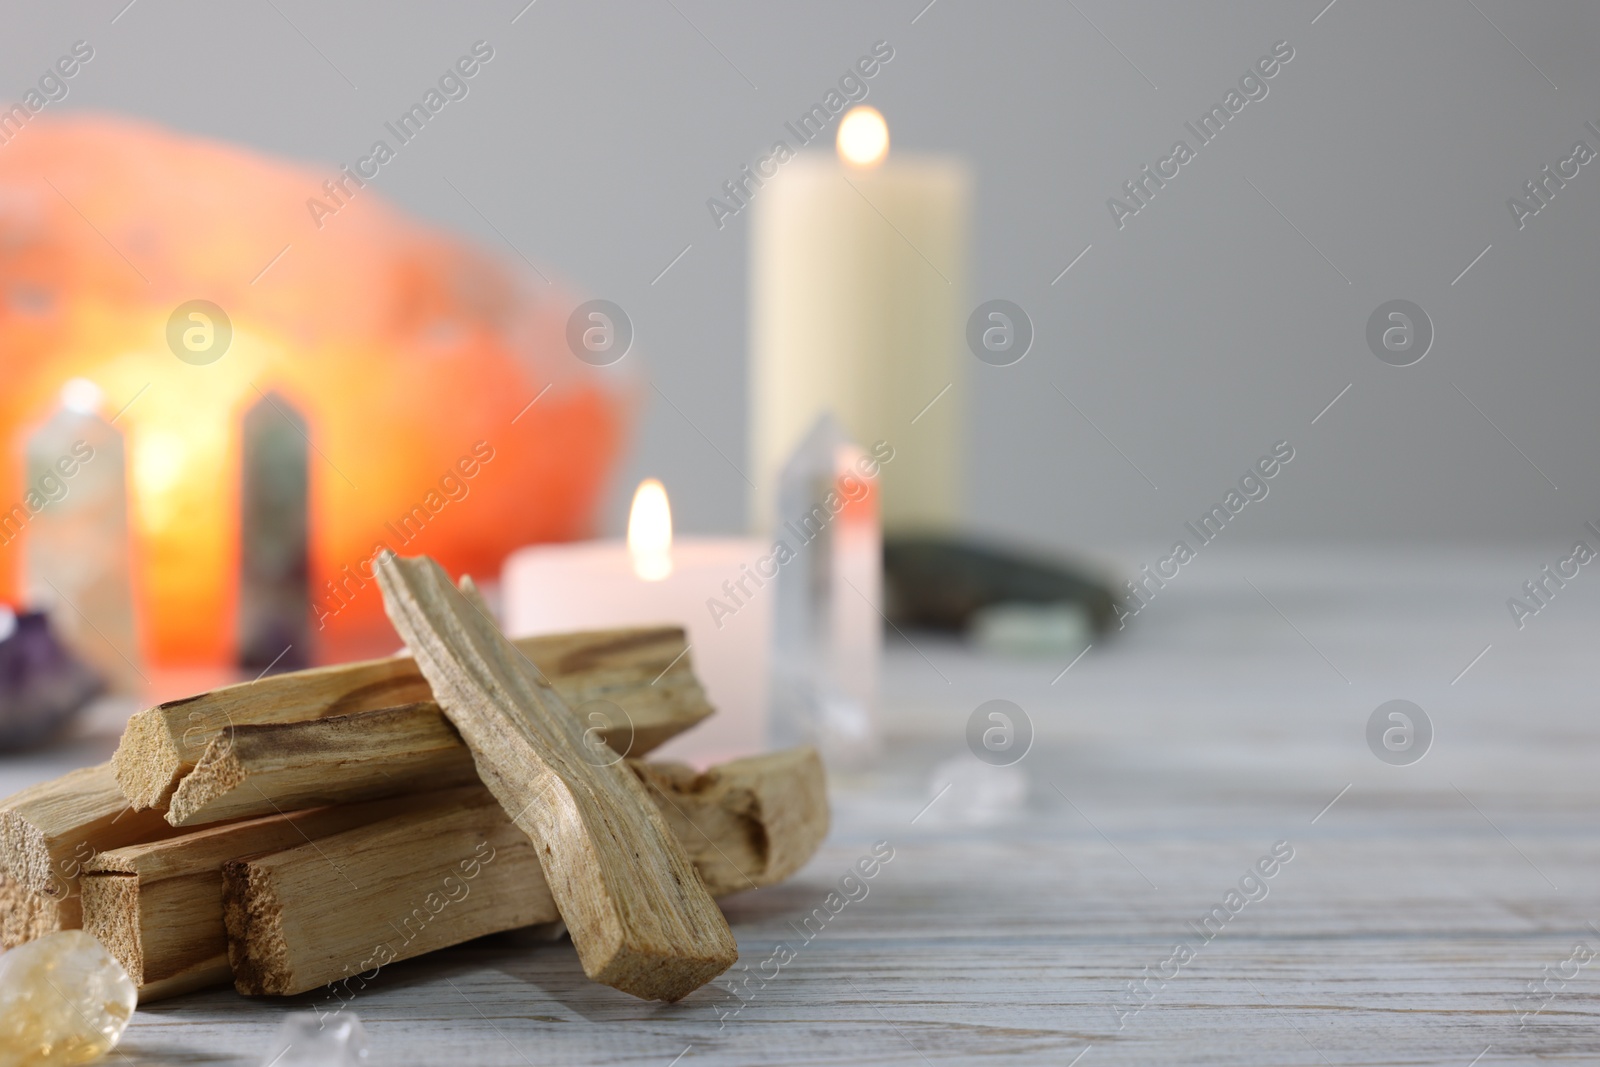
925,756,1030,826
24,401,139,689
260,1013,368,1067
0,930,137,1067
768,414,882,768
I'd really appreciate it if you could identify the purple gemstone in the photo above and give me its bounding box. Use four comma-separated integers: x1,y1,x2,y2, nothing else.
0,609,103,751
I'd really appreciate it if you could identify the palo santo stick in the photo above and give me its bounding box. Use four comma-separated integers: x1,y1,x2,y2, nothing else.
0,763,181,898
167,703,477,828
225,749,826,997
115,624,713,812
226,789,538,999
169,690,834,869
375,554,737,1002
165,697,816,830
79,795,442,1001
0,872,78,949
633,748,829,891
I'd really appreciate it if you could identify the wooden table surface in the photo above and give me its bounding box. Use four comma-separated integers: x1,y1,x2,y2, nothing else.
3,549,1597,1065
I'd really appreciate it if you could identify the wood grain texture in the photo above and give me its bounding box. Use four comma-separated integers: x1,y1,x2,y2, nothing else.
0,871,77,948
224,789,543,999
113,625,713,812
0,763,181,898
88,765,1600,1067
5,551,1593,1066
79,795,440,1001
633,748,829,893
164,692,748,830
165,703,478,828
375,553,737,1002
223,748,828,997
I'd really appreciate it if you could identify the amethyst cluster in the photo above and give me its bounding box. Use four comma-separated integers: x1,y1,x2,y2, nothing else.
0,609,101,750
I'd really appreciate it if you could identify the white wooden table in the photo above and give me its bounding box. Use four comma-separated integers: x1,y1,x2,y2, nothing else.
4,549,1597,1065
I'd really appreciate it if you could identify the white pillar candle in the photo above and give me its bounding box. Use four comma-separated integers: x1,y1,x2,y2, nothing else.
502,480,770,765
750,107,970,534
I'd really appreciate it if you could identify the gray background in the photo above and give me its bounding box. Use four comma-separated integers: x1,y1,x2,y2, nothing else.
6,0,1598,562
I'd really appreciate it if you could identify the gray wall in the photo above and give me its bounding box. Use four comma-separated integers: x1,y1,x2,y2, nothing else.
7,1,1598,556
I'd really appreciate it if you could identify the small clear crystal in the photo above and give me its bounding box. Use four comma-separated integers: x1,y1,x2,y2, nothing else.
0,930,136,1067
924,756,1029,826
260,1012,368,1067
768,414,882,768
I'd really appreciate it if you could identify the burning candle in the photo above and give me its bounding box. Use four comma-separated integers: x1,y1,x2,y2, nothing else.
750,106,970,534
502,480,770,764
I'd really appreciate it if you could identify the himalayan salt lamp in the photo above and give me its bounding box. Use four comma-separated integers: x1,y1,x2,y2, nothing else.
0,115,631,667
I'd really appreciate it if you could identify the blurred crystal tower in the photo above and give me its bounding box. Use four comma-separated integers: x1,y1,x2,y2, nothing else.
768,414,882,768
237,392,310,673
22,381,138,687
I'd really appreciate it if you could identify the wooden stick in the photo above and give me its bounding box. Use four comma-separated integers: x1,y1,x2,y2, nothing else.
0,763,181,898
166,703,477,828
632,748,830,892
165,691,801,829
375,554,737,1002
225,749,826,997
225,789,538,1000
114,624,713,812
75,749,824,1000
0,872,77,949
79,795,442,1000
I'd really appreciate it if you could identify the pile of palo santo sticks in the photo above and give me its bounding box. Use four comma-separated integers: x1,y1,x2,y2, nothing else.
0,554,828,1004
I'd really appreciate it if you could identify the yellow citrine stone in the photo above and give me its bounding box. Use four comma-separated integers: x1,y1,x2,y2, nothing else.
0,930,136,1066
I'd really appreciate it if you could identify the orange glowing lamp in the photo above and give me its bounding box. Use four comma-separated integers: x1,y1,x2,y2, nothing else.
0,116,632,666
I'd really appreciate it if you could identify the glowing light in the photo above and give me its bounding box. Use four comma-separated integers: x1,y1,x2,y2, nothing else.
131,429,192,536
837,106,889,169
60,378,103,415
0,605,15,645
627,478,673,581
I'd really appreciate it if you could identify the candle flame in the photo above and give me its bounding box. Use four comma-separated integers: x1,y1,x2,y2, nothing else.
837,106,889,169
627,478,673,581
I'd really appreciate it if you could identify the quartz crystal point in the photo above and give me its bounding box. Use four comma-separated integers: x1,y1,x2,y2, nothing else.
260,1013,369,1066
768,413,882,768
237,391,312,674
0,930,136,1066
24,396,139,689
